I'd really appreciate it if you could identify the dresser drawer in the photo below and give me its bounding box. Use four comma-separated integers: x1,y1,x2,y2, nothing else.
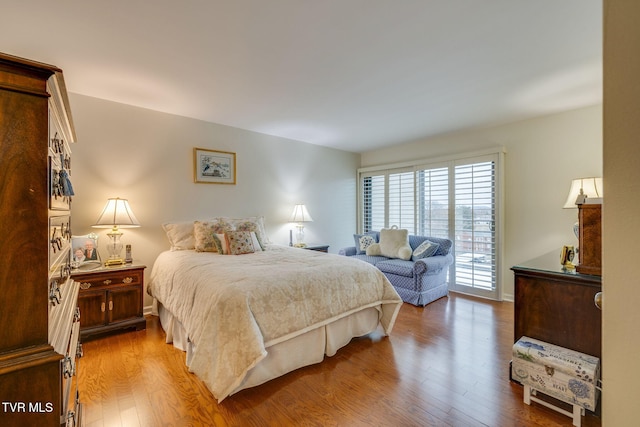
73,269,143,291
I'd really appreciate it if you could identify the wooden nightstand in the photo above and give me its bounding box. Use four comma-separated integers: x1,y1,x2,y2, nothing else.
302,244,330,253
71,263,146,340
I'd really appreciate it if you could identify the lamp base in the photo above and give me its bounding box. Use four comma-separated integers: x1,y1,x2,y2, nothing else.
105,228,124,266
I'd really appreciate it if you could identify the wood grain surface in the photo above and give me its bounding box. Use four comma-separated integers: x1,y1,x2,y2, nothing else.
78,293,601,426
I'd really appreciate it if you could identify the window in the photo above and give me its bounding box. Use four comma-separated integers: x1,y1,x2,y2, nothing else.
358,150,503,300
451,158,497,297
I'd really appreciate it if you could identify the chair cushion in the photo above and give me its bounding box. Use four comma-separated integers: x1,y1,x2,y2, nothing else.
349,254,390,266
376,259,415,278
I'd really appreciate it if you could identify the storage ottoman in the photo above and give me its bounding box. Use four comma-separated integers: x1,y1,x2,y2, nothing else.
512,336,600,427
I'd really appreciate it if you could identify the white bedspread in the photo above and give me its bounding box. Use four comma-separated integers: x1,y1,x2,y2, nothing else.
148,245,402,401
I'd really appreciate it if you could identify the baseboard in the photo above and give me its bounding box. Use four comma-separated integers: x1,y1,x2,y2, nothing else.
144,305,154,316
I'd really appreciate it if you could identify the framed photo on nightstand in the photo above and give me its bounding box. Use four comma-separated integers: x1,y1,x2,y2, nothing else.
71,233,102,270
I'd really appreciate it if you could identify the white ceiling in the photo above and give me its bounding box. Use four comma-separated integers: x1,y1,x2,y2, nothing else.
3,0,601,153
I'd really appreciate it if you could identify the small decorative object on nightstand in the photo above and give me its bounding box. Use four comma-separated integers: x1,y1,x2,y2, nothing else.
560,245,576,271
72,263,146,340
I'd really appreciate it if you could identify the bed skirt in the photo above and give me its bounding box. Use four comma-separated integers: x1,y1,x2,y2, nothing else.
156,301,380,397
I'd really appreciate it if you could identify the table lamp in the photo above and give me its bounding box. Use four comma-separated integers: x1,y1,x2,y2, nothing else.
93,197,140,265
289,204,313,248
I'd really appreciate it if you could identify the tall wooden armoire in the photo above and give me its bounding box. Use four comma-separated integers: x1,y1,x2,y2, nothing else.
0,53,81,426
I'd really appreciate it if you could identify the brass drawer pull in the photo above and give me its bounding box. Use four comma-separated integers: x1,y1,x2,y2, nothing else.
101,302,105,312
122,277,133,284
109,300,113,311
79,282,91,290
103,279,112,285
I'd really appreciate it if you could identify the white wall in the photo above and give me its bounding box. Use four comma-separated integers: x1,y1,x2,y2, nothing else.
360,104,602,299
68,93,360,311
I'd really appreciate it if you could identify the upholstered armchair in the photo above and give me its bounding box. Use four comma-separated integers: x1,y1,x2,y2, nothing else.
340,233,453,306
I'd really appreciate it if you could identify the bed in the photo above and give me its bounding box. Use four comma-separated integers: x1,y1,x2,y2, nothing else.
148,224,402,402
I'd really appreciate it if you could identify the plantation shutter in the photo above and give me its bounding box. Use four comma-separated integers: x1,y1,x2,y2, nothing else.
388,170,415,234
450,158,497,297
362,173,386,232
416,166,449,239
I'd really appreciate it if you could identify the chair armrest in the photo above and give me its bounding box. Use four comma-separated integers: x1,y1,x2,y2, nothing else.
339,246,357,256
414,254,454,274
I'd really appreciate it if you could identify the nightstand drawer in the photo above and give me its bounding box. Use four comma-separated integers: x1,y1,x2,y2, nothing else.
73,269,142,290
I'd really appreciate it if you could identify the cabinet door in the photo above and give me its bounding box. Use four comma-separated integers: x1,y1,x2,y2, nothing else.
78,290,107,329
108,286,142,324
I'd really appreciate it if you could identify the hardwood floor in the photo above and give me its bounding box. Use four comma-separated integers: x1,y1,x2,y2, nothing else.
78,293,601,426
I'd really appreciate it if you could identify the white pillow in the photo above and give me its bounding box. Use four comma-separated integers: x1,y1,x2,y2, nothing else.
162,221,195,251
377,226,412,260
250,232,263,252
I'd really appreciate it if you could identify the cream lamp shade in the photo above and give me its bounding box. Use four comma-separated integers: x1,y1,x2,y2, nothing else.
92,198,140,265
289,204,314,223
563,177,603,208
289,204,313,247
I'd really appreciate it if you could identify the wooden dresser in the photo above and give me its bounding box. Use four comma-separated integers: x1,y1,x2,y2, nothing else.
512,251,602,360
0,53,81,426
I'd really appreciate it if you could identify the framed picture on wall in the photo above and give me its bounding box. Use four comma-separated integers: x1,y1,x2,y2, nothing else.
193,147,236,184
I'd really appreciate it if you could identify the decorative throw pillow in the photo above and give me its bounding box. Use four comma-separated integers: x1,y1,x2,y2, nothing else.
226,231,255,255
193,220,234,252
377,226,412,260
221,216,270,249
412,240,440,261
162,221,196,251
354,232,377,254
